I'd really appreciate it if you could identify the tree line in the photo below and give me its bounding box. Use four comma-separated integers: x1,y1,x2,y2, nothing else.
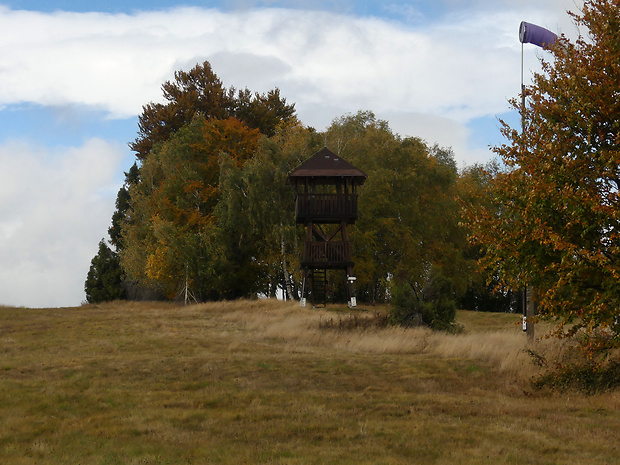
87,0,620,380
85,60,507,318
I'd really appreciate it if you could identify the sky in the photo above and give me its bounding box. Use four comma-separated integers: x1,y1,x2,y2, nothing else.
0,0,582,308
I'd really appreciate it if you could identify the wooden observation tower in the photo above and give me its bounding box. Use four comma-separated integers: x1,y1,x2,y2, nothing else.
288,148,367,307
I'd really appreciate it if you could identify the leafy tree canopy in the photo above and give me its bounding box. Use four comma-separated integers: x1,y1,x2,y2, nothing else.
325,111,471,306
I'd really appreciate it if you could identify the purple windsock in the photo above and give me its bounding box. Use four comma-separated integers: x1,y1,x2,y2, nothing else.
519,21,557,48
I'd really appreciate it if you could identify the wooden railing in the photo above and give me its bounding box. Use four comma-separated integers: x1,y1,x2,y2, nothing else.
303,241,351,266
295,194,358,220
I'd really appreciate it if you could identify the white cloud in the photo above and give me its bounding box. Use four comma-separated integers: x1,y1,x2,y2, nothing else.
0,4,575,125
378,111,493,167
382,3,425,23
0,138,125,307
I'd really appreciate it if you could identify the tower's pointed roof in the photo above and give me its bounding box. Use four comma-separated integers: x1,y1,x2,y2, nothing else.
288,147,367,180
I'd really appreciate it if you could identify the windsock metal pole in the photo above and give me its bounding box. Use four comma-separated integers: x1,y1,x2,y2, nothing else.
521,42,535,344
518,21,557,343
519,27,534,343
519,21,558,343
521,40,525,129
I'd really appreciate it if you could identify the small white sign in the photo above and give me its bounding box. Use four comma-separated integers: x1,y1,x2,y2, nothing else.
350,297,357,308
300,298,306,307
522,316,527,332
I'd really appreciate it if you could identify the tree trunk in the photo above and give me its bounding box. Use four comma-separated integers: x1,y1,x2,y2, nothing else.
281,229,294,300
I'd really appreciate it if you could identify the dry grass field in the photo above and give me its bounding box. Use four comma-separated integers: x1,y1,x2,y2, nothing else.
0,299,618,464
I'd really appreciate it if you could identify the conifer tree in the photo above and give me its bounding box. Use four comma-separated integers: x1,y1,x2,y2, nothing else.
84,239,126,303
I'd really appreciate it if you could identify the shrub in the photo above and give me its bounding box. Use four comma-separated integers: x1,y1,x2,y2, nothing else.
390,270,459,332
390,281,425,327
532,359,620,394
318,312,391,331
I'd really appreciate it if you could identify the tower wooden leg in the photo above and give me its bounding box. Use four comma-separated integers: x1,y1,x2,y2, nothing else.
347,266,356,308
300,268,308,307
526,285,535,343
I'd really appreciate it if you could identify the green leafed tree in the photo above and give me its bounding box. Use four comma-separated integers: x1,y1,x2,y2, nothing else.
227,120,322,299
467,0,620,360
323,112,475,320
457,162,519,312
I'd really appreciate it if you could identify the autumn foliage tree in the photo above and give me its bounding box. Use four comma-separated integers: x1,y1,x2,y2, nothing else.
121,116,266,300
468,0,620,364
130,61,295,160
216,120,321,299
119,61,300,301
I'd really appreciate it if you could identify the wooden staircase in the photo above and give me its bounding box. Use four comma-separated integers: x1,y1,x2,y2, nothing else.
311,269,327,307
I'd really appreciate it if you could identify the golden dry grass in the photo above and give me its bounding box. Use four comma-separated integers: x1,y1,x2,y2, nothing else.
0,299,618,464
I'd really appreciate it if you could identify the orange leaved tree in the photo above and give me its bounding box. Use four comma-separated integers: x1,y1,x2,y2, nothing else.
468,0,620,365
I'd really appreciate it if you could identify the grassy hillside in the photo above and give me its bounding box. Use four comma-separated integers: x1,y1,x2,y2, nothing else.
0,299,618,464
